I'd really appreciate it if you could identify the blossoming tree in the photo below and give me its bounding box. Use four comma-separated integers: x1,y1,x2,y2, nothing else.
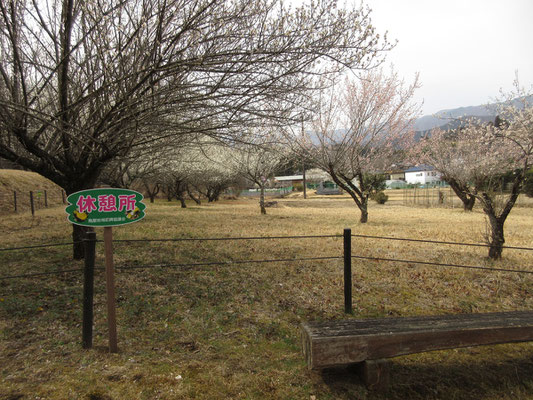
290,69,420,222
416,84,533,259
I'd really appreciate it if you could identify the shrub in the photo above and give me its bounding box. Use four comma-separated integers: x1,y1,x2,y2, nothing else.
371,191,388,204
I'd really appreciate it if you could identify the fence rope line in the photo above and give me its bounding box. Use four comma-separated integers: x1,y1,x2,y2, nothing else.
1,234,532,252
2,253,532,280
351,234,533,252
114,256,343,271
0,256,342,280
0,235,342,252
0,267,87,280
112,234,342,243
351,254,533,275
0,241,82,252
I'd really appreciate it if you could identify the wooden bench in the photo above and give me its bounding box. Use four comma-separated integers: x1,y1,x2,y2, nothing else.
301,311,533,390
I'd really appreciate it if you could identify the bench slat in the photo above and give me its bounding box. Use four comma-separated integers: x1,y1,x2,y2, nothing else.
302,311,533,369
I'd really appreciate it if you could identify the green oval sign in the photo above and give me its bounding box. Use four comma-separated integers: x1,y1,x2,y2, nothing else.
66,188,146,227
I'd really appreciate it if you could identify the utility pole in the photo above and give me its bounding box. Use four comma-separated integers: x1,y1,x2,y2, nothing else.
301,115,307,199
303,162,307,199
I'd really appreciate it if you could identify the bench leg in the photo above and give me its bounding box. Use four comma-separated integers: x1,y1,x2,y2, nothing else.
363,359,391,391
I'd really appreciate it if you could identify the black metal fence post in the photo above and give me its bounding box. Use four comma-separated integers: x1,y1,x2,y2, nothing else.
82,231,97,349
30,191,35,216
44,190,48,207
13,191,17,212
344,228,352,314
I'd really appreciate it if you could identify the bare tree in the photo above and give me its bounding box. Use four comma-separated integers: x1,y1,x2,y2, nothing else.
136,137,239,206
99,158,139,189
229,134,286,214
193,168,236,203
0,0,390,257
169,138,238,204
161,169,189,207
290,69,420,222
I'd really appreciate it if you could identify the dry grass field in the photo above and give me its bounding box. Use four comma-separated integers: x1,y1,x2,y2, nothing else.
1,184,533,399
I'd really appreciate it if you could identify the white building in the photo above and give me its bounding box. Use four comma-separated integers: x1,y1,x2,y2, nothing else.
404,165,442,185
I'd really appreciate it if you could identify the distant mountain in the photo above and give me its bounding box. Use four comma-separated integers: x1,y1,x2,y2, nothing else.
413,95,533,139
413,115,496,141
414,105,497,132
306,96,531,144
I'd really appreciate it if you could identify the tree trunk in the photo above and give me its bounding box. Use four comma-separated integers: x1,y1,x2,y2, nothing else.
206,188,215,202
174,188,187,208
72,224,93,260
327,167,368,223
487,215,505,260
65,179,99,260
143,181,160,204
207,187,221,202
187,187,201,205
260,184,266,214
447,179,475,211
165,185,173,201
463,196,476,212
481,173,522,260
359,198,368,223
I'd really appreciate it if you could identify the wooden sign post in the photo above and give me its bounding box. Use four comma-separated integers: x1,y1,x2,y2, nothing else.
66,188,146,353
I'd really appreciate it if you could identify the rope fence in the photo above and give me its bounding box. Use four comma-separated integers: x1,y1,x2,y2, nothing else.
0,241,82,252
1,232,532,281
4,233,533,252
2,229,532,348
111,234,342,243
1,267,87,280
350,254,533,275
114,256,342,272
351,233,533,252
3,254,531,281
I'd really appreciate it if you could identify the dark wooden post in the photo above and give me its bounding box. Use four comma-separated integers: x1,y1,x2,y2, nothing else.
30,191,35,216
343,228,352,314
104,227,118,353
82,231,97,349
62,190,66,204
13,191,17,212
44,190,48,207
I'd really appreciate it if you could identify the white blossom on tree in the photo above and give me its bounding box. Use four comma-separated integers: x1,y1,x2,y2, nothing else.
228,133,286,214
186,141,239,204
416,81,533,259
289,69,420,222
305,168,331,184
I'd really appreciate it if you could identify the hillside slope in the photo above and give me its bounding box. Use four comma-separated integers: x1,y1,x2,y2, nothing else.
0,169,64,214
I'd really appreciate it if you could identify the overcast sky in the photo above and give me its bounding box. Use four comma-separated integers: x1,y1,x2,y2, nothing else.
364,0,533,115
